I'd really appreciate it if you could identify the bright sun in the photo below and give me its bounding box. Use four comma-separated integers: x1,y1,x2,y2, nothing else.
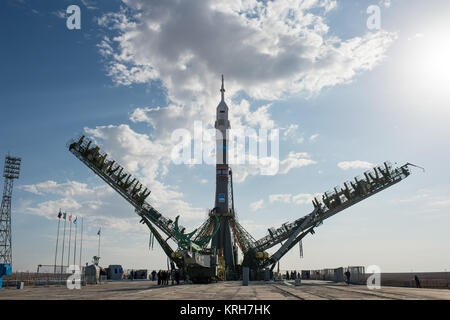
405,24,450,96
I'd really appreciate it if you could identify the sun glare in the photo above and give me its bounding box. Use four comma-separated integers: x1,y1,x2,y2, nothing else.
405,24,450,95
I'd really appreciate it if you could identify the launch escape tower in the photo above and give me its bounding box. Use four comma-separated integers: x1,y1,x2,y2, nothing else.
0,156,21,265
68,76,419,282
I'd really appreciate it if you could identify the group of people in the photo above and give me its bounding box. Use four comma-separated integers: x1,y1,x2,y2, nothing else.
127,269,181,285
285,270,300,280
284,269,352,284
157,270,170,285
155,269,182,286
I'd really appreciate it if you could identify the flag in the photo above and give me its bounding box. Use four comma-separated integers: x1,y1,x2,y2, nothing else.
97,228,101,236
57,211,62,219
73,217,77,225
63,212,67,220
69,215,72,222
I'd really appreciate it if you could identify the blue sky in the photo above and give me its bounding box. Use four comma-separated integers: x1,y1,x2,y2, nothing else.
1,0,449,273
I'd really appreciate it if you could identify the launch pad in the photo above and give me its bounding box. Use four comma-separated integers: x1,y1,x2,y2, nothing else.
67,76,420,283
1,279,449,300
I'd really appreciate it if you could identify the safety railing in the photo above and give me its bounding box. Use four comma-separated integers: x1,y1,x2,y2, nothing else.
254,162,412,252
68,136,184,240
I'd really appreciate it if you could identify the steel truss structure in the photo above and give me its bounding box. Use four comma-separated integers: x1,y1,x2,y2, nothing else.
0,156,21,265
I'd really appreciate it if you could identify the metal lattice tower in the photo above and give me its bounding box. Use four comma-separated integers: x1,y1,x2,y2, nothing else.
0,156,21,265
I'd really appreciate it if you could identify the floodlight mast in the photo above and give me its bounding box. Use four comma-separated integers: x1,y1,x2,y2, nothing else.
0,156,22,266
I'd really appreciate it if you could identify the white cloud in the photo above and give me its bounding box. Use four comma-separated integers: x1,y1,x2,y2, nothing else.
20,180,97,197
269,193,316,205
379,0,392,8
337,160,375,170
283,124,299,137
81,0,98,10
250,199,265,212
292,193,316,205
282,124,305,144
20,180,130,222
98,0,395,102
26,198,82,219
282,125,315,145
430,200,450,207
279,152,316,174
309,133,320,142
94,216,143,234
269,194,292,204
92,0,394,188
52,10,66,19
230,152,316,183
20,176,201,234
389,189,450,220
95,0,396,151
407,33,424,41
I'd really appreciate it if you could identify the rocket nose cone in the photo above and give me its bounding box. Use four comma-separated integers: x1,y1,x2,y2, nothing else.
217,100,228,109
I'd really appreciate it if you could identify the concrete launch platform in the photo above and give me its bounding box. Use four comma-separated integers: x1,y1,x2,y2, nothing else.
0,280,449,300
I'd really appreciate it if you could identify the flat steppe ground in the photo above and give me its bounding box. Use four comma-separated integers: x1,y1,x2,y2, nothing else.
1,280,449,300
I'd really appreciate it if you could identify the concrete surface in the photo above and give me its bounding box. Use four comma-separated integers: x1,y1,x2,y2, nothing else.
0,280,449,300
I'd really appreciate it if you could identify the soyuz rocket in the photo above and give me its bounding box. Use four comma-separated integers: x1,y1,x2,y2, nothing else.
211,75,236,269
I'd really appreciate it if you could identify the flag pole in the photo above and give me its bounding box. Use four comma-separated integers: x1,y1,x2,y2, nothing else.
79,217,83,267
73,218,77,266
60,213,67,278
277,261,280,280
54,210,61,274
67,216,72,267
97,227,101,258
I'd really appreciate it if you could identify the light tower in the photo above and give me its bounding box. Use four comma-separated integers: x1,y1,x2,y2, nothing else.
0,156,21,265
211,75,236,271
